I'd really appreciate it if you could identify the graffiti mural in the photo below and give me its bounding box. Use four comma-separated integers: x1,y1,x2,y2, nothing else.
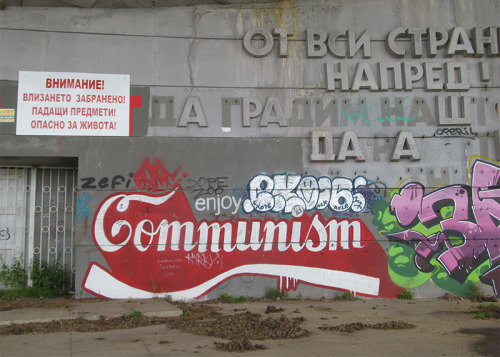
82,184,402,300
82,157,499,300
372,158,500,296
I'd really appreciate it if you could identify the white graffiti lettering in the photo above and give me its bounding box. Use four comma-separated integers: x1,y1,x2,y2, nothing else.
194,195,241,215
93,192,363,254
185,252,223,269
242,174,367,214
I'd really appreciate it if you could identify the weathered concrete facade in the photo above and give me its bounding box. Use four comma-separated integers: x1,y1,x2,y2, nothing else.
0,0,499,299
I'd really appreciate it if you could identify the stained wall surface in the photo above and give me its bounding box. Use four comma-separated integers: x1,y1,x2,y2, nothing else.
0,0,499,299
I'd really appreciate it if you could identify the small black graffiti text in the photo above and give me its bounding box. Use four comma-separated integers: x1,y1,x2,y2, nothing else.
0,228,11,240
80,173,134,189
435,127,475,137
186,177,228,199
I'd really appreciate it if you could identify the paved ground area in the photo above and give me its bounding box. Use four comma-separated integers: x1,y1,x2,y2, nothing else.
0,298,180,325
0,297,498,356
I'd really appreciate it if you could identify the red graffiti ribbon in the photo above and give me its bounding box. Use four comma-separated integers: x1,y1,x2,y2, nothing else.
83,188,401,299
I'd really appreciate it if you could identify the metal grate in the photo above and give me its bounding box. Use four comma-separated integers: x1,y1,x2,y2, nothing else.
31,167,77,289
0,166,77,290
0,167,29,269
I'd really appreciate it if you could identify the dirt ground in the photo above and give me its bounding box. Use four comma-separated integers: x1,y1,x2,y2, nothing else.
1,295,499,355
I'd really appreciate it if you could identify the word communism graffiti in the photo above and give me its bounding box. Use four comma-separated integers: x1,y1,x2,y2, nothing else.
82,187,402,300
372,159,500,297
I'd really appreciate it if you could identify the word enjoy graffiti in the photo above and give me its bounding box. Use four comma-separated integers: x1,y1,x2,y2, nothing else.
372,159,500,296
194,195,241,215
243,174,368,215
83,187,402,300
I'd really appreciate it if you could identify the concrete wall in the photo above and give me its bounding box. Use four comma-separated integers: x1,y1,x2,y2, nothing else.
0,0,499,299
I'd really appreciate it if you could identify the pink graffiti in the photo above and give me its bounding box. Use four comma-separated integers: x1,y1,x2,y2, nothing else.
134,159,185,192
389,160,500,295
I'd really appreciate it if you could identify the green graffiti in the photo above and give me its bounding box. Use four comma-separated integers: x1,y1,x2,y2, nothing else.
432,260,491,296
387,243,432,288
371,195,485,297
371,200,399,235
